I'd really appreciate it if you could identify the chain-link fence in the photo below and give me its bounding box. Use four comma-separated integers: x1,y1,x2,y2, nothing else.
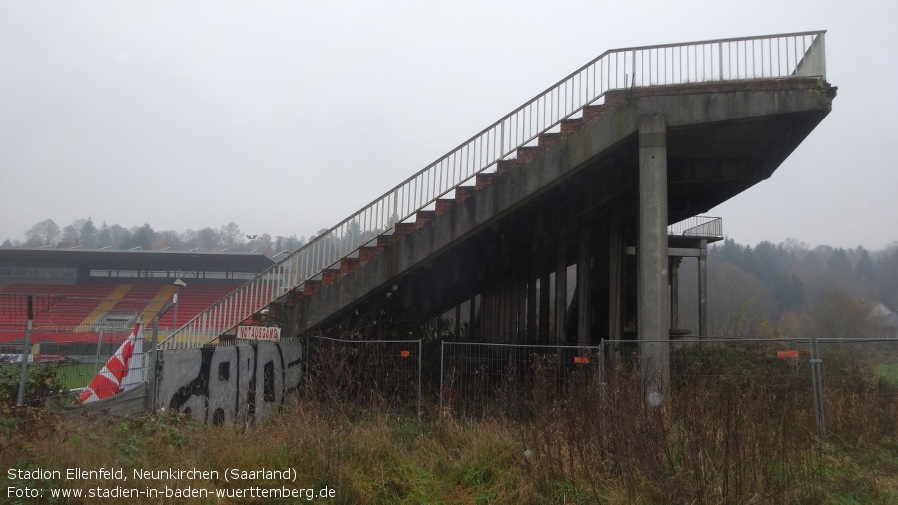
303,336,422,420
440,342,604,420
437,337,898,502
0,292,155,406
439,338,898,439
1,331,151,405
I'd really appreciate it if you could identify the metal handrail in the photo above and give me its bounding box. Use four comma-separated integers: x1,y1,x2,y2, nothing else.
668,216,723,238
160,31,826,349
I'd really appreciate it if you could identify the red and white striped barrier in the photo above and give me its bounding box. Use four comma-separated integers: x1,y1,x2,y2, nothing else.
78,323,144,403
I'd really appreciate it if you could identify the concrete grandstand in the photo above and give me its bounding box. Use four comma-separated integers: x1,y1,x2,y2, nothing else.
0,248,275,353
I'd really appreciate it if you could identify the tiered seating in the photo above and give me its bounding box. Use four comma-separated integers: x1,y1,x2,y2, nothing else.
0,282,242,342
0,283,117,332
0,291,30,330
77,284,134,330
156,284,242,329
103,284,164,321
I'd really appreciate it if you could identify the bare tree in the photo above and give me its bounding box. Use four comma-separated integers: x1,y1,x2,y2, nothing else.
24,219,60,247
60,218,87,247
219,222,243,249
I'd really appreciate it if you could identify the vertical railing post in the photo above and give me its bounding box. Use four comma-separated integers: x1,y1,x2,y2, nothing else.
392,188,399,227
718,42,724,80
500,120,505,159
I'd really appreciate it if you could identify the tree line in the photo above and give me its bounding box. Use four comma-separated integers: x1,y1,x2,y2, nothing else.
679,238,898,339
1,218,310,257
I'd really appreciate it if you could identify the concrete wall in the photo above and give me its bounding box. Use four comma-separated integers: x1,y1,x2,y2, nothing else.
158,342,303,424
64,382,148,419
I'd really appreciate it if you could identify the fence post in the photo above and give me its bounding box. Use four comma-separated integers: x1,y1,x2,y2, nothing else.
417,339,422,423
809,335,826,441
439,341,445,418
599,338,607,409
148,302,173,411
94,328,105,377
16,295,34,406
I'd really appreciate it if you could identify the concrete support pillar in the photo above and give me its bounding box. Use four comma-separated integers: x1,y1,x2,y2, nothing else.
539,271,550,343
527,272,537,344
469,295,477,339
577,228,591,346
608,223,623,342
501,282,511,343
670,257,682,330
638,114,670,397
698,239,708,338
554,244,567,344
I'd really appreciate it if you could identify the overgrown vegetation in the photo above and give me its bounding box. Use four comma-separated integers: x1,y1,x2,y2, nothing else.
2,341,897,504
0,362,63,406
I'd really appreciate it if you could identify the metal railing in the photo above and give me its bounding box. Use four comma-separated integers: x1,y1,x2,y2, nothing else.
668,216,723,238
161,31,827,349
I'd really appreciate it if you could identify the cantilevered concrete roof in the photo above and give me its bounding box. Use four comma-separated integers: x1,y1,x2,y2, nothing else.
0,248,276,273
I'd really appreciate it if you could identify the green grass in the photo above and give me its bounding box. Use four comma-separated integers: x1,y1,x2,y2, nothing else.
2,405,895,505
2,346,897,504
872,362,898,386
53,363,98,389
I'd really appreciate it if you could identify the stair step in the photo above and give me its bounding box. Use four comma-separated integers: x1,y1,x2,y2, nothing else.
435,199,455,216
560,118,582,134
376,235,392,251
455,186,475,202
496,159,519,175
285,290,305,308
475,173,500,190
538,132,562,147
359,245,379,263
416,210,436,226
303,279,322,296
394,222,416,238
516,146,541,164
340,257,359,274
322,268,341,286
582,104,604,122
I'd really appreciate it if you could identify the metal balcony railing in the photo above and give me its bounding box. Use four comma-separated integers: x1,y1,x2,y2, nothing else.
159,31,826,349
668,216,723,239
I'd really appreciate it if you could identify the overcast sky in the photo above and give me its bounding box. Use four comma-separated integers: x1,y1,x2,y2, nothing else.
1,1,895,251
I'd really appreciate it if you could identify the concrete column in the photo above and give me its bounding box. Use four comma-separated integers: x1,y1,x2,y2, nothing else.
608,223,623,342
527,273,537,344
638,114,670,397
698,239,708,338
554,244,567,344
539,271,550,343
670,257,682,330
469,295,477,339
577,228,591,346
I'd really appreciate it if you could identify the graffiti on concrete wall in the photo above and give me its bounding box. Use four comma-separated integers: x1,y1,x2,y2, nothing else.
158,342,303,424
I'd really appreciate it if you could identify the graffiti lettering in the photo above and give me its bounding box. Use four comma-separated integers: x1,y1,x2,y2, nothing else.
158,342,303,424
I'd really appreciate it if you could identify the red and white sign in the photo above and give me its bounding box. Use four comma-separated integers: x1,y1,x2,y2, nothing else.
236,326,281,341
